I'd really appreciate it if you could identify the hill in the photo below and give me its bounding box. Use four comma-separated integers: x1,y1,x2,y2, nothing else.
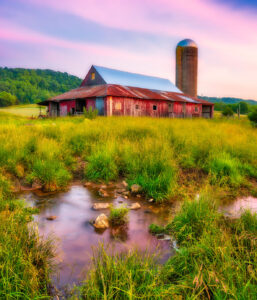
0,67,82,105
199,96,257,106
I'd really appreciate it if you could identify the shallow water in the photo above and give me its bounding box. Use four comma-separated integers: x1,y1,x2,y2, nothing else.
20,184,174,289
221,196,257,218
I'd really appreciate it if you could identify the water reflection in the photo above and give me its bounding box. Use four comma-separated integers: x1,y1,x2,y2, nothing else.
20,184,173,289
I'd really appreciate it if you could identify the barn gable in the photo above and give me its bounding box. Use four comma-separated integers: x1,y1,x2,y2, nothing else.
81,65,182,93
80,66,106,87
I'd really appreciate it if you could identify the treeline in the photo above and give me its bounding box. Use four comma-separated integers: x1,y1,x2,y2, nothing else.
214,101,255,115
0,67,82,106
199,96,257,106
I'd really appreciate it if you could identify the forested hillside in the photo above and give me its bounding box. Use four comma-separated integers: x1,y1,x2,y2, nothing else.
0,67,82,106
199,96,257,106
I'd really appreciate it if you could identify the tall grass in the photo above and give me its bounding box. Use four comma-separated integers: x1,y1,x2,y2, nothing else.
0,113,256,298
0,114,256,197
0,174,55,299
79,196,257,299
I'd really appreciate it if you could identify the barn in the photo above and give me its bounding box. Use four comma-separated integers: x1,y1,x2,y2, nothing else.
39,65,214,118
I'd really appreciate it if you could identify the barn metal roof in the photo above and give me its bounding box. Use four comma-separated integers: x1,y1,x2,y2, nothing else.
39,84,213,106
93,65,182,93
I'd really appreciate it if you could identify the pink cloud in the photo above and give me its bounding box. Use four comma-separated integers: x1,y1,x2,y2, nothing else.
3,0,257,99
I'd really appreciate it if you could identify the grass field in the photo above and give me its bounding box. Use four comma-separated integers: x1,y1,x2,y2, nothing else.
0,112,256,299
0,104,46,117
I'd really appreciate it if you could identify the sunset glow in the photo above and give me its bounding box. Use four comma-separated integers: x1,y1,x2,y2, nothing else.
1,0,257,100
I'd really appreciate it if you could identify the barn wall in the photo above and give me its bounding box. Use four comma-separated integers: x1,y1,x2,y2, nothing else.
86,98,96,110
185,103,201,117
105,97,205,118
59,100,76,116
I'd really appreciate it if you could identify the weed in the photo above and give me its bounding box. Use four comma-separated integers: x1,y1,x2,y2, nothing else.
109,206,129,226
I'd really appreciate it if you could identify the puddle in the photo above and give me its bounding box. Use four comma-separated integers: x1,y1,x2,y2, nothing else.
19,184,174,289
221,196,257,218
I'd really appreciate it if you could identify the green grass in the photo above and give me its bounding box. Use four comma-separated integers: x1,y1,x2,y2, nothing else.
0,174,54,299
109,206,129,226
78,196,257,299
0,113,256,298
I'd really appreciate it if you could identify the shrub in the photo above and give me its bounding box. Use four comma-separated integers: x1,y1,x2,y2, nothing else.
83,106,98,119
222,106,234,117
109,206,129,226
248,107,257,126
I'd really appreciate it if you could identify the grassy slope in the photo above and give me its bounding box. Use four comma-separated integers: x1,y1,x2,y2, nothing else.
0,104,46,117
0,113,256,298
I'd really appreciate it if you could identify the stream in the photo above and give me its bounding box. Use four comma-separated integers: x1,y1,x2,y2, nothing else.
19,184,175,289
19,184,257,291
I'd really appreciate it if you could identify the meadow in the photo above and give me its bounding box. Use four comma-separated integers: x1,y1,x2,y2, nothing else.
0,104,46,117
0,112,256,299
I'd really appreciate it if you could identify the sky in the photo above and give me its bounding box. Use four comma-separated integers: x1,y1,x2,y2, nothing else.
0,0,257,100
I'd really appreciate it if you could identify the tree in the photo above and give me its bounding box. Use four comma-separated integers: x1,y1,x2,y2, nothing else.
0,91,18,107
222,106,234,117
248,107,257,126
238,102,248,114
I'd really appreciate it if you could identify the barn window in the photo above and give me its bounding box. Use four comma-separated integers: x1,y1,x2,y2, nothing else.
153,105,157,111
91,72,95,80
195,106,199,112
135,104,139,109
115,102,121,110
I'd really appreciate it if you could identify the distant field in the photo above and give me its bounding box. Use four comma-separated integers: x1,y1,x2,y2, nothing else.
0,104,46,117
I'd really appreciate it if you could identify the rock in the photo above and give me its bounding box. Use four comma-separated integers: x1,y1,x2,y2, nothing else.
130,202,141,210
136,194,141,198
100,185,107,189
131,184,141,193
122,191,130,196
93,214,109,229
116,188,126,194
122,181,128,188
92,203,110,210
84,182,92,187
46,216,57,221
148,198,154,203
124,196,128,199
98,189,109,197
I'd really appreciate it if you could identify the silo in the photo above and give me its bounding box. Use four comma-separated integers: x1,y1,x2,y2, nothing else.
176,39,198,97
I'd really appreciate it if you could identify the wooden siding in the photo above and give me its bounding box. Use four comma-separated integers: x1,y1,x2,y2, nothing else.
53,96,210,118
106,96,202,118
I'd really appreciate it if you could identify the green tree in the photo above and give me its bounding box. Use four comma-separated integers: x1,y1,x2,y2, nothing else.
248,107,257,125
238,102,248,114
222,106,234,117
0,92,18,107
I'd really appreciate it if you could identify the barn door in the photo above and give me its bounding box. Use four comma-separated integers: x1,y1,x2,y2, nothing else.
168,103,174,118
51,102,59,117
95,97,104,115
60,105,67,116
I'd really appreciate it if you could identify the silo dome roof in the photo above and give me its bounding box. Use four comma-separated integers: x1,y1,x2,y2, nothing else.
177,39,197,48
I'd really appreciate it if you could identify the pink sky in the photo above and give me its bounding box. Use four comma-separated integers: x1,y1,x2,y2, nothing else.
1,0,257,99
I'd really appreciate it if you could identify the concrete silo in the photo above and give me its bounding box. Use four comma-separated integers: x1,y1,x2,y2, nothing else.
176,39,198,97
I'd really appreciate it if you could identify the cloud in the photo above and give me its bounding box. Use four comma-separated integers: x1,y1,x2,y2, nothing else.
2,0,257,99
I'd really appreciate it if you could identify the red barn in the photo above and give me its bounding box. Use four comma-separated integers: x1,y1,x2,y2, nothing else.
39,65,214,118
